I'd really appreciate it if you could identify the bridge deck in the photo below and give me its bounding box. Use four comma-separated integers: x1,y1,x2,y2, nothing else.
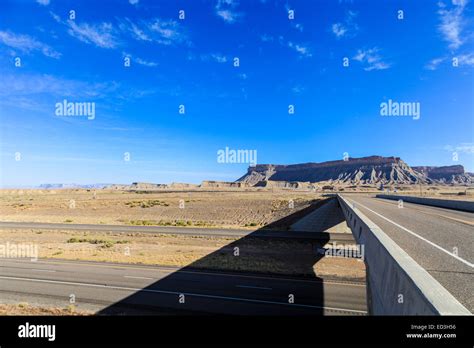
343,194,473,313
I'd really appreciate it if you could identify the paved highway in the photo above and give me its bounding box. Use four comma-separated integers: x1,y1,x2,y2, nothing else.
343,194,473,313
0,258,367,315
0,221,355,241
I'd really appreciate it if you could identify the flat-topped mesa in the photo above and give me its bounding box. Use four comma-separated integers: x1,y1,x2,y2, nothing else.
412,165,465,176
412,165,471,184
249,156,402,172
237,156,472,186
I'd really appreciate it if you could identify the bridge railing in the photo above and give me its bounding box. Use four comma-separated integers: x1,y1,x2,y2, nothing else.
375,194,474,213
336,194,471,315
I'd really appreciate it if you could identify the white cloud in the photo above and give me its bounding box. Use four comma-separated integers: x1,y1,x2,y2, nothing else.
201,53,228,63
36,0,50,5
0,31,61,58
444,143,474,154
215,0,242,23
456,53,474,66
353,47,391,71
292,85,304,94
118,18,188,46
293,23,304,32
136,57,157,67
425,57,446,70
364,62,390,71
288,41,312,58
260,34,274,42
426,53,474,70
331,23,347,38
123,52,158,67
211,53,227,63
129,0,139,4
67,21,119,49
331,10,358,39
438,0,468,50
0,73,119,99
216,10,238,23
50,11,61,23
119,18,151,41
148,19,187,45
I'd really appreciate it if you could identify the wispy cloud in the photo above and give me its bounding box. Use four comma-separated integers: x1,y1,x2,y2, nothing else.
260,34,274,42
135,57,158,67
263,35,312,58
123,52,158,67
437,0,469,50
57,14,188,49
129,0,139,5
331,23,347,38
200,53,228,63
36,0,50,5
118,18,151,41
331,10,358,39
426,53,474,70
292,85,304,94
211,53,227,63
456,53,474,66
288,41,312,58
215,0,242,23
0,73,159,114
119,18,188,46
0,31,61,58
444,142,474,154
292,23,304,32
67,21,119,49
425,57,447,70
147,19,188,45
353,47,390,71
0,73,119,99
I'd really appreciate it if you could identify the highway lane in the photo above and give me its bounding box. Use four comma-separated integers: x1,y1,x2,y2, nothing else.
0,258,367,315
343,195,474,313
0,221,355,241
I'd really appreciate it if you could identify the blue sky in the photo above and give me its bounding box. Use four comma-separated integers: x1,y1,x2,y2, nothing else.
0,0,473,187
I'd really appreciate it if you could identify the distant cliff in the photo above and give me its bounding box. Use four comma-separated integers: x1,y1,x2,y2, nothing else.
237,156,473,186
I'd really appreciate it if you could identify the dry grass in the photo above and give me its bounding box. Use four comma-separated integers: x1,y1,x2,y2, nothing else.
0,303,92,315
0,189,322,228
0,228,365,280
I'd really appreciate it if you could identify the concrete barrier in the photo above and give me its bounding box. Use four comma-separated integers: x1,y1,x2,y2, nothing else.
337,194,471,315
376,194,474,212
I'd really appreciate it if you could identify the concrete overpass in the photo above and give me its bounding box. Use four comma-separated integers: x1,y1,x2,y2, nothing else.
337,193,472,315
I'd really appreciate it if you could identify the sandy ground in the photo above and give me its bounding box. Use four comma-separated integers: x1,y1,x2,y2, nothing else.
0,303,92,315
0,189,322,229
0,228,365,280
0,189,367,314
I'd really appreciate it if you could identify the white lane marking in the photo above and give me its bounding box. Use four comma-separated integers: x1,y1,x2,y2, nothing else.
124,275,153,280
236,285,272,290
0,259,365,287
374,198,474,226
31,269,56,273
348,198,474,268
0,275,367,314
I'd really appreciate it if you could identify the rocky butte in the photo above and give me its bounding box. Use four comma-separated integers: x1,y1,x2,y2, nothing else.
237,156,473,186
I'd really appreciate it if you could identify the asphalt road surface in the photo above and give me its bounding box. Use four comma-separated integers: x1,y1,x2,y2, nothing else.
0,221,355,241
343,194,473,313
0,258,367,315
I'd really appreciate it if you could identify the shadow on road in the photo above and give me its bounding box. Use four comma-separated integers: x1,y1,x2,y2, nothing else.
98,198,342,315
